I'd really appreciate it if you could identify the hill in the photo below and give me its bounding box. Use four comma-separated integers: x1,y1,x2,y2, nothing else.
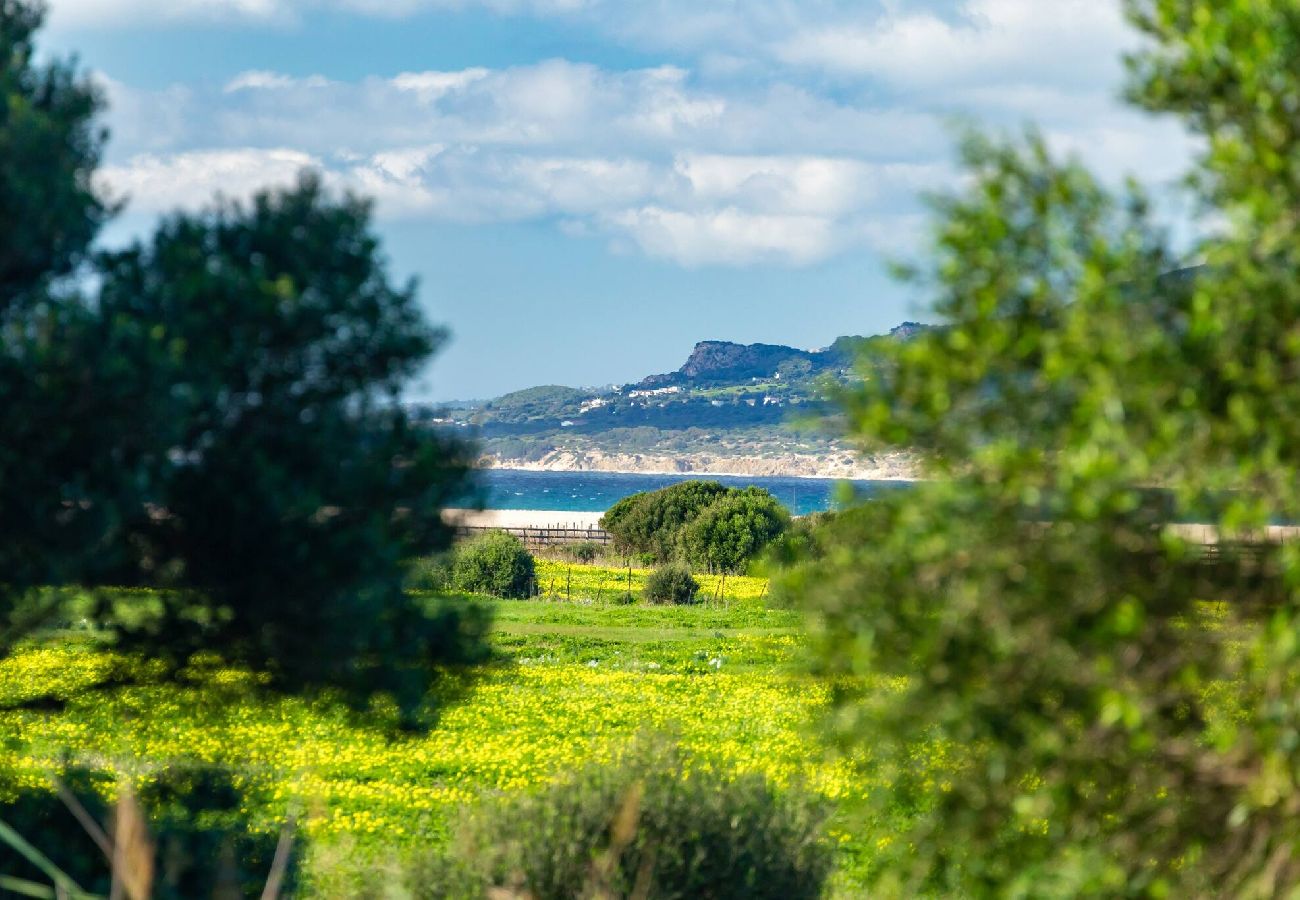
426,323,929,479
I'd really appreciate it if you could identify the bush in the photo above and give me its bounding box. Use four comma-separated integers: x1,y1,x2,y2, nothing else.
644,565,700,605
451,531,536,599
567,541,601,564
407,553,454,592
409,741,832,900
767,510,840,568
680,488,790,574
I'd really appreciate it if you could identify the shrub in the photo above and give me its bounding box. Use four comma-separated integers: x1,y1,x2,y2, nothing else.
567,541,601,564
767,510,840,568
451,531,536,599
680,488,790,574
407,553,454,592
644,565,700,605
409,741,832,900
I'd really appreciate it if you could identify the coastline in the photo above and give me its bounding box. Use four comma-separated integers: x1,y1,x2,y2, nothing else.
479,449,919,482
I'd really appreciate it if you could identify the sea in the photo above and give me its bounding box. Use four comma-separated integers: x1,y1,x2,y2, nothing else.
471,468,908,516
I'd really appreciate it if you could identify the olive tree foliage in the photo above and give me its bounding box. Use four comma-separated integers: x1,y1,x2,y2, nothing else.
0,1,488,723
782,1,1300,896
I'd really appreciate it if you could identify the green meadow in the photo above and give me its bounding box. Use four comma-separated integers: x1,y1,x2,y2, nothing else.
0,563,909,895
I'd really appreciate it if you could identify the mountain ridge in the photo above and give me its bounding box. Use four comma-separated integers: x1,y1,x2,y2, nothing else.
636,321,929,390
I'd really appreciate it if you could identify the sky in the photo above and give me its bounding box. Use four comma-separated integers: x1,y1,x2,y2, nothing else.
40,0,1194,401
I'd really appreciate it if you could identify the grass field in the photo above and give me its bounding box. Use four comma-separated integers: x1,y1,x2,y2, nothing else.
0,563,890,894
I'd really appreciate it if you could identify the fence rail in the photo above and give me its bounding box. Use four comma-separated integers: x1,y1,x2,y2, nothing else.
456,524,612,549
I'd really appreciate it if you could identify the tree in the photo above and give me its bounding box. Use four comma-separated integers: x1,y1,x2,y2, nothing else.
91,176,489,721
600,480,730,563
0,1,489,724
0,0,138,650
0,0,110,310
680,487,789,574
784,1,1300,895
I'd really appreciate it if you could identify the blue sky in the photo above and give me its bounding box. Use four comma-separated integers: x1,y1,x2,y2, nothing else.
41,0,1192,400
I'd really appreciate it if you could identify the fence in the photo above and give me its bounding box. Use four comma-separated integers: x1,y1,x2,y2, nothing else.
455,524,612,550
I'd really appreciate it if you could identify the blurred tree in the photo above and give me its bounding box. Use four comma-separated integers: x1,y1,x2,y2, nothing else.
0,0,139,648
784,0,1300,895
0,0,110,310
0,0,489,723
93,176,489,720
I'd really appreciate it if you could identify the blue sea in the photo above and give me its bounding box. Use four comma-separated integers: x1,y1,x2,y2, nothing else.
471,469,907,516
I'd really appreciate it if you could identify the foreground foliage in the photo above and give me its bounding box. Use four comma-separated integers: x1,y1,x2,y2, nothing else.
0,0,484,725
784,1,1300,895
0,766,296,897
414,740,833,900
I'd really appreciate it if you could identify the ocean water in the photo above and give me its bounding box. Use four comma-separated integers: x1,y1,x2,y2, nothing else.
469,468,908,516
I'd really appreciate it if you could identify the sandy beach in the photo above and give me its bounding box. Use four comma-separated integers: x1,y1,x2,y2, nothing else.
443,508,606,530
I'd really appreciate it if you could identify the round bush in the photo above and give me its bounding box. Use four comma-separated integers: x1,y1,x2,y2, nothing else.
644,564,700,605
679,487,790,574
452,531,536,599
567,541,601,564
410,742,833,900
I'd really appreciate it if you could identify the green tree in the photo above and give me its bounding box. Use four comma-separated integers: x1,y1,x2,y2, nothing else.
785,1,1300,895
0,1,489,724
90,175,488,720
0,0,110,310
680,488,789,574
600,481,730,563
644,565,700,605
0,0,139,649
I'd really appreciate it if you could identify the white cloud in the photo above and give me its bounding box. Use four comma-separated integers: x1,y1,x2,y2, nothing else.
778,0,1129,89
92,49,1191,266
391,69,492,100
99,149,319,212
67,0,1195,267
48,0,295,27
605,207,839,267
225,71,332,93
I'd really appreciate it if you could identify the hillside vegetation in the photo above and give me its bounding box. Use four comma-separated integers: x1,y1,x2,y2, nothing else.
428,324,929,474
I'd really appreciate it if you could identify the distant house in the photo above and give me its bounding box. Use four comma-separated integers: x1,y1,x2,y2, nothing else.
628,386,682,399
560,420,576,427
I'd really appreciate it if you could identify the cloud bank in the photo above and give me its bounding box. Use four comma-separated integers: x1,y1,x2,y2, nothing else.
69,0,1191,266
